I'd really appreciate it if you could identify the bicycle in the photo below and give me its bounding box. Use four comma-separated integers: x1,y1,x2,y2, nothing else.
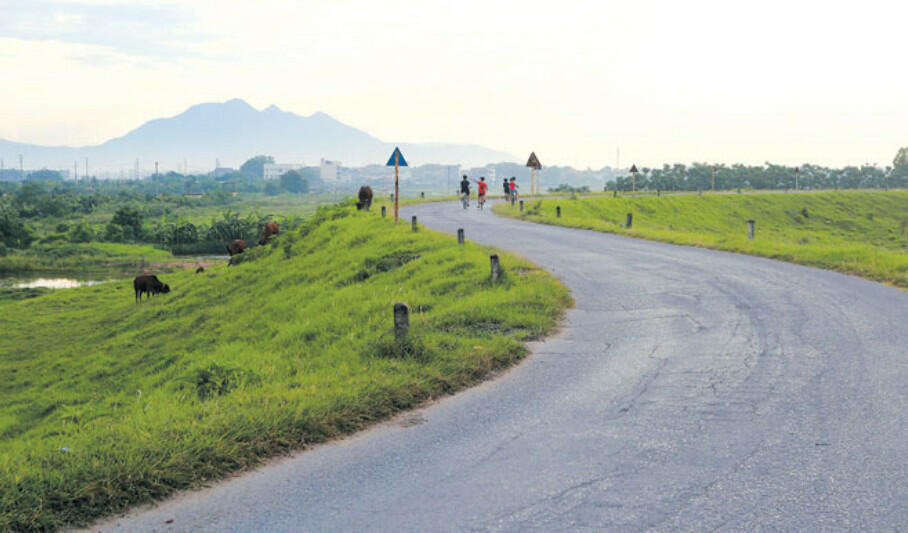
461,192,470,209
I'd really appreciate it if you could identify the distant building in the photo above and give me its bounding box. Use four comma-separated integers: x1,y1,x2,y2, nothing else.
320,159,340,182
264,163,304,180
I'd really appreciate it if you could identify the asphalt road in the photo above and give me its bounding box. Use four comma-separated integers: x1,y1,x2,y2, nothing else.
89,200,908,532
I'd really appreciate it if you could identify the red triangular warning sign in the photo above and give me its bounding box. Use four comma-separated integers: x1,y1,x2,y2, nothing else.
526,152,541,169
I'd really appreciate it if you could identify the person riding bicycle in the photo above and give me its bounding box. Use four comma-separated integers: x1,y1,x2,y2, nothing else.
474,176,488,209
460,175,471,207
508,177,518,204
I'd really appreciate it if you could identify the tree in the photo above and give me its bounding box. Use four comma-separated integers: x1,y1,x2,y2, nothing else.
264,180,281,196
893,147,908,170
240,155,275,179
25,169,63,182
0,203,35,248
279,170,308,193
110,206,144,240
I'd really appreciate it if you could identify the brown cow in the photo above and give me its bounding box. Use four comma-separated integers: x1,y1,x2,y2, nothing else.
134,274,170,301
357,185,373,210
258,221,279,245
226,239,246,256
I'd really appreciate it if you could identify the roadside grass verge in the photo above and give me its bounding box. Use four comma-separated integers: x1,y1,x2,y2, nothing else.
494,191,908,288
0,203,570,532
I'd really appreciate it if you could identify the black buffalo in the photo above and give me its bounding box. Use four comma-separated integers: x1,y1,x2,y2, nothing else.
357,185,373,210
134,275,170,301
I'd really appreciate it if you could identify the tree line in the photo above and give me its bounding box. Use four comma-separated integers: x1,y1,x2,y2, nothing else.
608,148,908,192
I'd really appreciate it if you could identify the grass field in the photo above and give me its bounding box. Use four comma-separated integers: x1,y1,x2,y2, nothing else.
494,191,908,288
0,203,570,532
0,242,176,275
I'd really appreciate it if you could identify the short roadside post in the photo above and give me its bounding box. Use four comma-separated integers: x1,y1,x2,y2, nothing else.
411,215,418,232
421,191,425,199
490,254,501,281
381,205,386,217
519,200,524,212
556,206,561,218
626,213,633,229
385,147,408,224
747,220,755,241
457,228,465,245
393,303,409,341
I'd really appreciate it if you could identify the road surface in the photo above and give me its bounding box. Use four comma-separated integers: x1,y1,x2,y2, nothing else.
89,200,908,532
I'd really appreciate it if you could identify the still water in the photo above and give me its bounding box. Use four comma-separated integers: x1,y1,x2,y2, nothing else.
0,275,110,289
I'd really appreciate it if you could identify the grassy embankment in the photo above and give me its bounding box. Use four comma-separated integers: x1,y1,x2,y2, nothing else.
494,191,908,288
0,203,571,532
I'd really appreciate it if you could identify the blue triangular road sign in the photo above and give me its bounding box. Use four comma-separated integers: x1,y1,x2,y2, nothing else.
386,147,408,167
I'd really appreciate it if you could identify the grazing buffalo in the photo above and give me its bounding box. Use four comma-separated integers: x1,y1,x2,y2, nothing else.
134,275,170,301
357,185,373,210
226,239,246,256
195,266,205,274
258,221,279,245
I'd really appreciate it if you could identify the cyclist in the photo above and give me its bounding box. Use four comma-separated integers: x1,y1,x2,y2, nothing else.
509,177,518,205
502,177,511,202
474,176,488,209
460,175,471,208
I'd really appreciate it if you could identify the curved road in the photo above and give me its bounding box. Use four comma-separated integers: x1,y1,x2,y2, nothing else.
91,201,908,532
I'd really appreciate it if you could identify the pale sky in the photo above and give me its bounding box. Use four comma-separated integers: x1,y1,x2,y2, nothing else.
1,0,906,168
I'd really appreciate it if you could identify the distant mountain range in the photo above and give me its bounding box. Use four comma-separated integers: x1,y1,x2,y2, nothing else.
0,99,516,175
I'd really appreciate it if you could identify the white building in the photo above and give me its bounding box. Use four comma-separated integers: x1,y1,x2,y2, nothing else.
320,158,340,182
264,163,304,180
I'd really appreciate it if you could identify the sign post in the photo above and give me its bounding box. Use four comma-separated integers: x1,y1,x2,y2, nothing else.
526,152,542,202
386,147,408,224
630,164,638,194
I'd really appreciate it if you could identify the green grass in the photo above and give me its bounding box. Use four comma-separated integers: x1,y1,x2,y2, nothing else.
494,191,908,288
0,242,176,275
0,203,570,532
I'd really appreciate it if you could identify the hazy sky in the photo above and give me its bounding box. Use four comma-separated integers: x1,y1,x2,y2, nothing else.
1,0,906,168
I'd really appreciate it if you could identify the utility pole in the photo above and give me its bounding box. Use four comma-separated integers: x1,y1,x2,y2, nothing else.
794,166,800,191
712,165,716,192
85,158,89,180
135,159,139,180
19,154,24,180
74,161,78,181
630,164,638,194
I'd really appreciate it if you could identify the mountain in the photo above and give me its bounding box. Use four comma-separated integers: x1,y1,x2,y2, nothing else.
0,99,516,175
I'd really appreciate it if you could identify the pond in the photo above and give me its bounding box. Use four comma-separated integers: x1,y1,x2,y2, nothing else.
0,255,229,291
0,274,112,290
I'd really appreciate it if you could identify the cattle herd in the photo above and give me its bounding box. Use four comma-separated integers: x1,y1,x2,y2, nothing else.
133,190,380,303
133,220,279,302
